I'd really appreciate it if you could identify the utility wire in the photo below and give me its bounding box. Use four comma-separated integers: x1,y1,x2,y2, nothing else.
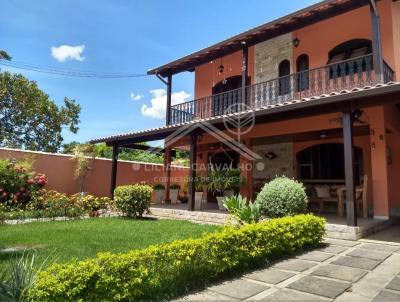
0,59,150,78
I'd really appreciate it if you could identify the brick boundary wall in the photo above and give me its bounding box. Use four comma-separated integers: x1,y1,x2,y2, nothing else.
0,148,189,197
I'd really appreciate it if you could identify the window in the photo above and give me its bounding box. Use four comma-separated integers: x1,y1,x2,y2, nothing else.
296,54,309,91
278,60,291,95
297,143,363,183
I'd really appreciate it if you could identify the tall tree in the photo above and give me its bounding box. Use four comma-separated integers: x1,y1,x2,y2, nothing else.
0,72,81,152
0,50,12,61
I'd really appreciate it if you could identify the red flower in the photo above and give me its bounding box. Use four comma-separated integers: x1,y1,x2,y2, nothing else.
2,192,7,197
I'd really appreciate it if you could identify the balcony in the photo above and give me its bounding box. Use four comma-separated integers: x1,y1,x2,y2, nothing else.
169,54,395,125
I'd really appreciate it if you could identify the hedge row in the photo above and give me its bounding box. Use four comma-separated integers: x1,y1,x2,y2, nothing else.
29,215,325,301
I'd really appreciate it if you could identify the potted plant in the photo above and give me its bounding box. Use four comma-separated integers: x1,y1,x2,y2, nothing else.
225,168,246,197
208,169,228,211
153,183,165,204
194,176,206,210
169,183,180,204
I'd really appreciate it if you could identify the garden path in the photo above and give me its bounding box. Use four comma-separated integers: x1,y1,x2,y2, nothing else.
176,230,400,301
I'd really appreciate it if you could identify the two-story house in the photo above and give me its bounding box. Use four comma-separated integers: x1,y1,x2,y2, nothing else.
92,0,400,227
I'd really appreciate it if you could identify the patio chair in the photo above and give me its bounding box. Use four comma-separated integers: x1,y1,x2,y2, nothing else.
315,185,339,214
337,175,368,218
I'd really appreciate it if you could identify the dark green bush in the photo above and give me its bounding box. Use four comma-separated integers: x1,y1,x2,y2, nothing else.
256,177,308,218
114,184,152,218
29,214,325,301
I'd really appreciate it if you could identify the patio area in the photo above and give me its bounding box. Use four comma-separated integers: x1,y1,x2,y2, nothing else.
149,202,393,240
175,237,400,302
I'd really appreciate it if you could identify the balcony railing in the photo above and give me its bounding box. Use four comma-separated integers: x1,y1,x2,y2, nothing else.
169,54,395,125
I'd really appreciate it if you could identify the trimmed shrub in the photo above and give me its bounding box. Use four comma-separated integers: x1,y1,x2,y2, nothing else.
114,184,152,218
256,177,308,218
29,215,325,301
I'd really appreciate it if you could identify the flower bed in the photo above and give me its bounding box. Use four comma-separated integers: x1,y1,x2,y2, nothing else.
29,214,325,301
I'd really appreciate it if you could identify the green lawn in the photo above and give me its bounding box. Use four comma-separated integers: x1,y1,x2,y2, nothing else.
0,217,220,267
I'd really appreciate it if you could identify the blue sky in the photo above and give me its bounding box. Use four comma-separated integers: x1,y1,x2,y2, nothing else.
0,0,318,145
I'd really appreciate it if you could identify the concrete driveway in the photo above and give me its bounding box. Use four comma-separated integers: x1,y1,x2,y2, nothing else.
176,228,400,301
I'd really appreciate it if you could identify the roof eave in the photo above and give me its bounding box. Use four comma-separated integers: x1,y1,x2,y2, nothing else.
147,0,370,77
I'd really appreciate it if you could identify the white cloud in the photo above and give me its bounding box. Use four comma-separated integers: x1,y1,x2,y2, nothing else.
51,45,85,62
130,93,144,101
141,89,191,119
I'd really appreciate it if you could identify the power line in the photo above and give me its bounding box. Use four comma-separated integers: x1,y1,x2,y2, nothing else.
0,59,150,79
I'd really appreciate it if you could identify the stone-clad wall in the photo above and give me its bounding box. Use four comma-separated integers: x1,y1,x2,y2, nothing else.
252,142,294,189
254,33,293,84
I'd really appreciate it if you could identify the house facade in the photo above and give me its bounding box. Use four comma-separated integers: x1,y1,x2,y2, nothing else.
92,0,400,226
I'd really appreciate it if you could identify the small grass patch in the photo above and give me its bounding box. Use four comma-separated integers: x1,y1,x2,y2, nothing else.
0,217,220,267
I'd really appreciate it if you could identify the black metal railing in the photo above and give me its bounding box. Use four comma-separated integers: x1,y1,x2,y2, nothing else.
169,54,394,125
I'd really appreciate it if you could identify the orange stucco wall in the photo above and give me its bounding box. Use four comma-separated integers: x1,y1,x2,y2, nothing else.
194,0,399,102
194,47,255,99
0,148,189,198
292,0,396,76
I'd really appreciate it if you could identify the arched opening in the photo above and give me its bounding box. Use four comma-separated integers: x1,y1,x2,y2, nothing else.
327,39,373,79
297,143,363,184
296,54,309,91
278,60,291,95
208,150,239,170
328,39,372,64
211,75,250,116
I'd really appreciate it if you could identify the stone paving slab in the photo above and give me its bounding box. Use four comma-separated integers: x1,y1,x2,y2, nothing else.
272,259,318,272
373,253,400,277
359,242,400,253
245,268,295,285
174,290,239,301
324,238,360,247
297,251,334,262
372,290,400,302
332,255,382,270
287,275,351,299
311,264,367,282
317,245,348,254
386,276,400,291
259,289,329,302
351,272,393,298
208,278,269,300
334,292,371,302
346,248,391,261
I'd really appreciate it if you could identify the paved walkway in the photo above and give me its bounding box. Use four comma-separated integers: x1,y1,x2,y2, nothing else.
176,237,400,301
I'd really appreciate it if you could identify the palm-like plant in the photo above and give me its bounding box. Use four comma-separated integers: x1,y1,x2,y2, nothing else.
223,194,261,224
0,252,45,302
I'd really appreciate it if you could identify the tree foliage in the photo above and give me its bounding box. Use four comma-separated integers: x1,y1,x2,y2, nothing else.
62,142,189,165
0,72,81,152
0,50,12,61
